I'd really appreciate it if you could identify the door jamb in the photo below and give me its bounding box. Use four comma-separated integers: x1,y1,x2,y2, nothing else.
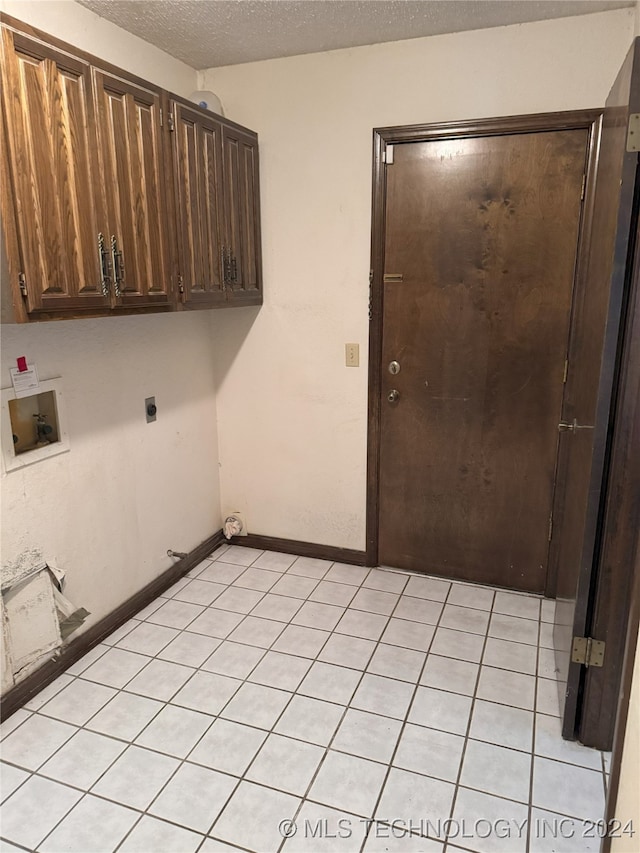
365,109,602,571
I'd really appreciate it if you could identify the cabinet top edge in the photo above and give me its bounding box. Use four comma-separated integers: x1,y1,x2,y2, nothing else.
0,12,259,140
169,93,258,140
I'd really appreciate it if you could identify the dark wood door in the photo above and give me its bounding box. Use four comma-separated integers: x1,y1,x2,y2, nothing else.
552,40,640,748
222,124,262,305
93,69,171,309
171,100,226,308
0,28,110,314
378,129,588,592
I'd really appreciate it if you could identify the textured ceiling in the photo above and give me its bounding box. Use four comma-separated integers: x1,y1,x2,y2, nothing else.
78,0,635,69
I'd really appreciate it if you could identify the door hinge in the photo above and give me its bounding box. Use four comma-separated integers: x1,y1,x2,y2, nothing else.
383,145,394,165
368,271,373,321
18,272,27,297
168,112,175,132
548,514,553,542
580,174,586,201
626,113,640,151
571,636,605,668
177,274,185,301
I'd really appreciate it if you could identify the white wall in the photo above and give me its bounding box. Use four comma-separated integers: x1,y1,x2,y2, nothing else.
611,628,640,851
0,0,196,95
1,314,221,633
204,9,635,551
0,3,222,658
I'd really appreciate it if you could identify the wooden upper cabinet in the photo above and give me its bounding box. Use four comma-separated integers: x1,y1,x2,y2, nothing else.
171,100,225,307
93,70,171,308
0,16,262,321
0,28,110,314
222,124,262,305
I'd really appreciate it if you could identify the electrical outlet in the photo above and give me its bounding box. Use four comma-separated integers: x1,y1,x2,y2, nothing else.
145,396,157,423
345,343,359,367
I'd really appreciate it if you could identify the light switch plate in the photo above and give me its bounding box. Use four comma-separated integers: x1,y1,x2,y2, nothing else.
345,343,359,367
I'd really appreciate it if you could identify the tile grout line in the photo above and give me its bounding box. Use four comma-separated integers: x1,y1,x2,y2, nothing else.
152,548,343,848
526,601,543,853
6,547,244,853
443,589,495,853
31,546,267,853
195,553,396,849
5,642,602,839
357,579,457,852
1,550,606,853
274,572,414,853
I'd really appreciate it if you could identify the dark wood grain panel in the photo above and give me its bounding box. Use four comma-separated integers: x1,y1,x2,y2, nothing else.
224,130,241,278
1,15,263,320
202,124,224,293
0,90,28,323
241,139,258,288
584,213,640,749
171,100,225,307
0,28,109,313
551,41,640,746
222,123,263,305
378,129,588,591
93,69,171,308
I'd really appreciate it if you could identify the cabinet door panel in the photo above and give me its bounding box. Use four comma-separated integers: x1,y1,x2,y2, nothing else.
223,125,262,304
172,101,225,306
1,29,109,313
94,70,170,307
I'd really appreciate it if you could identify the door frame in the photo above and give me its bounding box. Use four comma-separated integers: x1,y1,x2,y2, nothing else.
601,214,640,841
365,109,602,581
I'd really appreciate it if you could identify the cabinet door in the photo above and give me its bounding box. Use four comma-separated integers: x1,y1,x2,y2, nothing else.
93,70,171,308
0,28,110,315
171,101,225,307
222,125,262,305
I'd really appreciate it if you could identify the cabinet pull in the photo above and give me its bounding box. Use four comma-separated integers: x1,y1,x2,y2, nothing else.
110,235,124,297
231,256,237,284
226,248,234,288
98,232,111,296
222,246,234,288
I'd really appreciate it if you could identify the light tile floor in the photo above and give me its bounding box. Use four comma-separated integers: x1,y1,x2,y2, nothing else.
0,545,611,853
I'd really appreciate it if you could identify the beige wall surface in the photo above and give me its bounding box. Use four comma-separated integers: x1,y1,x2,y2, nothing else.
204,9,635,550
0,2,220,658
1,314,221,639
611,629,640,852
0,0,197,95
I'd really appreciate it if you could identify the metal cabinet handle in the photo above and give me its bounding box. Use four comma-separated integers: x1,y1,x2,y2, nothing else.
222,246,233,286
110,235,124,297
226,248,233,287
98,232,111,296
